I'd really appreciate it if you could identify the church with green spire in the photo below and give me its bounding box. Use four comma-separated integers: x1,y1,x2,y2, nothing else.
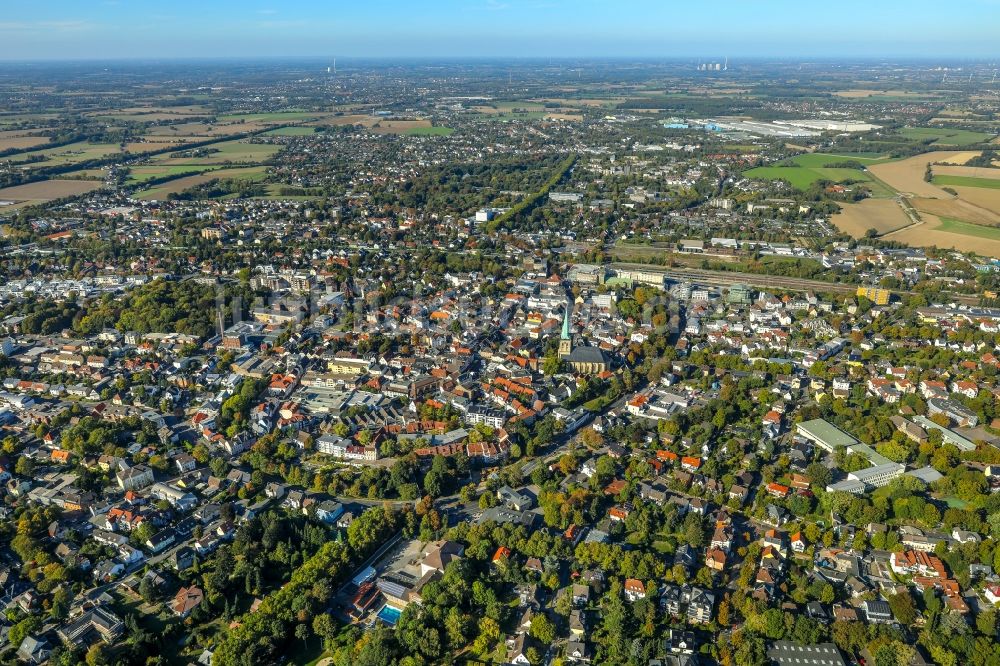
558,303,610,374
558,305,573,359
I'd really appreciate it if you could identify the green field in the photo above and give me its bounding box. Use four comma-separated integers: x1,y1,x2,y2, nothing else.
744,159,894,196
263,126,317,136
935,217,1000,241
932,174,1000,190
125,165,218,184
782,153,892,167
405,126,455,136
896,127,995,146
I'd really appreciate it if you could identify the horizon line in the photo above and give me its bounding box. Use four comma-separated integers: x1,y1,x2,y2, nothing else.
0,54,998,64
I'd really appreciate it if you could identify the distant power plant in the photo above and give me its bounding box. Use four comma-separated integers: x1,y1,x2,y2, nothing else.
697,57,728,71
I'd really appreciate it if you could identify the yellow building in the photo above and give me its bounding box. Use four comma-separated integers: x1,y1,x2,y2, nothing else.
857,287,890,306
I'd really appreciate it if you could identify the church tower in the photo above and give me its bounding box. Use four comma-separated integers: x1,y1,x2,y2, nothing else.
558,305,573,358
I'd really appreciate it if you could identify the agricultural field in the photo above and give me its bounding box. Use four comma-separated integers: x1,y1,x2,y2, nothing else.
950,187,1000,218
0,134,51,151
151,141,280,166
125,165,219,185
895,127,995,146
833,89,941,99
932,165,1000,180
868,152,968,198
134,166,268,200
310,114,375,127
218,111,321,123
0,179,103,206
832,198,913,237
890,214,1000,257
263,126,317,136
911,195,1000,227
7,141,125,168
145,122,266,137
123,139,200,154
370,119,433,133
886,213,1000,258
780,153,892,167
932,175,1000,190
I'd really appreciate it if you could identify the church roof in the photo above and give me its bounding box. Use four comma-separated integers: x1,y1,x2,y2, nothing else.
568,345,608,364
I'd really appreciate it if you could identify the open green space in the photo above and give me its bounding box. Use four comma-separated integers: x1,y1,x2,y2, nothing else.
932,174,1000,190
934,217,1000,241
405,126,455,136
895,127,995,145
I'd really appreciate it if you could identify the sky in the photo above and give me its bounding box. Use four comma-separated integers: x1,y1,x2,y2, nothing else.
0,0,998,61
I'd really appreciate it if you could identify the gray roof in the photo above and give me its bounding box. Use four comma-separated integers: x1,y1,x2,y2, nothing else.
568,345,609,364
767,641,846,666
796,419,858,449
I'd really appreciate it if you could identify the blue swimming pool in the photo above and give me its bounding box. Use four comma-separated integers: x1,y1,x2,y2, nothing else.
377,605,402,625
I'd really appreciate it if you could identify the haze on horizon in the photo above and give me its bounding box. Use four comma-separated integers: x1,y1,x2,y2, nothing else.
1,0,999,62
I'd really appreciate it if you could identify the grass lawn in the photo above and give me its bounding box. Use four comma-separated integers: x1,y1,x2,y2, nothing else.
652,540,674,554
405,126,455,136
943,496,971,509
896,127,995,145
932,174,1000,190
264,126,318,136
934,217,1000,241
